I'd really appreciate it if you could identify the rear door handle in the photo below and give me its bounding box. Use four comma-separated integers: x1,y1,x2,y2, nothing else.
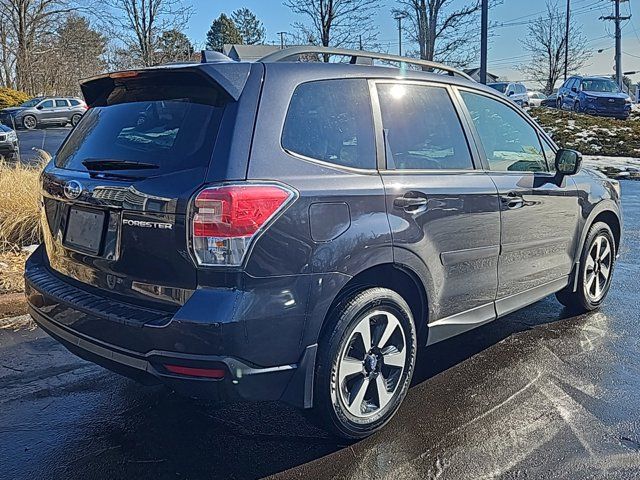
394,195,428,212
500,192,524,210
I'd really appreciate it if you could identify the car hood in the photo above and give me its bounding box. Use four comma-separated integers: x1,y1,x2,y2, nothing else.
1,107,26,114
0,123,13,133
581,91,628,99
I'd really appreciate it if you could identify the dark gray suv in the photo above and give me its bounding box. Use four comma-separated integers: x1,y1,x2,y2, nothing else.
25,47,622,439
0,96,87,129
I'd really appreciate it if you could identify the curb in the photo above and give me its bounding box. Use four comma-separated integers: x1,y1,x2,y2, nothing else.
0,292,27,319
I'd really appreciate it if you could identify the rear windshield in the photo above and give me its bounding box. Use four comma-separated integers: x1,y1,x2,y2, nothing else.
56,82,225,175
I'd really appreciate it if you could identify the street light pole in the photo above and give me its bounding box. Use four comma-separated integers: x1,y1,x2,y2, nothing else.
480,0,488,84
564,0,570,81
277,32,287,49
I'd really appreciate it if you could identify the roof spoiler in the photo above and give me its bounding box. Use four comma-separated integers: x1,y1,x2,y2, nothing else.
80,62,251,105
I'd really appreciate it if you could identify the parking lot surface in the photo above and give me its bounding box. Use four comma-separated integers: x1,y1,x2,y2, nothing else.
15,127,70,163
1,181,639,480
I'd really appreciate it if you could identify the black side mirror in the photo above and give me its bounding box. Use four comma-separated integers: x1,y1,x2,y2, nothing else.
36,105,43,110
507,91,514,96
571,87,578,93
555,149,582,175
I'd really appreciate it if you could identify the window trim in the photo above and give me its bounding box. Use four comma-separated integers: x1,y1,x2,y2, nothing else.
279,78,379,174
453,85,559,176
369,79,481,174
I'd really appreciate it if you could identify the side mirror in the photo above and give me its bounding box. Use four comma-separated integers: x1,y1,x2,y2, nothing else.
571,87,578,93
507,91,514,97
555,149,582,176
36,105,43,110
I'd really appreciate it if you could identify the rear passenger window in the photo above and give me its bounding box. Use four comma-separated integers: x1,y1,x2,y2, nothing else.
69,99,80,106
55,99,68,107
282,79,375,169
377,83,473,170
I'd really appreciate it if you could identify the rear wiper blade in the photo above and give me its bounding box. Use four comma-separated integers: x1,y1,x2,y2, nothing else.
81,159,159,171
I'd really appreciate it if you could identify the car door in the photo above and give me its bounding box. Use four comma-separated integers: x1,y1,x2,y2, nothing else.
456,88,581,316
373,80,501,341
37,99,55,123
54,99,71,122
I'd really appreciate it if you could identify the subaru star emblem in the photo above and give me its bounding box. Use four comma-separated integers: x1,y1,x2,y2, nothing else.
64,180,83,199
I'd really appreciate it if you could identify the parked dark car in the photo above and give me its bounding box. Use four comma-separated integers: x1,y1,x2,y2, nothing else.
25,47,622,439
0,96,87,129
557,76,632,119
541,92,558,108
488,81,529,106
0,123,18,160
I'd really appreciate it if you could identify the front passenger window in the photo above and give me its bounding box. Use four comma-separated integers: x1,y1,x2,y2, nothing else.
460,91,548,172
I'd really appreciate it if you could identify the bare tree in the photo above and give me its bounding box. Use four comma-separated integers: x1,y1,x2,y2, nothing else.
284,0,381,58
394,0,488,66
105,0,192,67
519,0,590,95
0,0,80,93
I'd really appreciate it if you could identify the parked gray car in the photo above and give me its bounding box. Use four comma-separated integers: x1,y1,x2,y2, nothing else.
0,97,87,130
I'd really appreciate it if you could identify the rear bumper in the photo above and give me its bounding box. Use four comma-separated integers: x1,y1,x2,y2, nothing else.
25,245,325,406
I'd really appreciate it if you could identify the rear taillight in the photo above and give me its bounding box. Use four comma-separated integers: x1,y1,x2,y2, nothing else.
190,183,296,266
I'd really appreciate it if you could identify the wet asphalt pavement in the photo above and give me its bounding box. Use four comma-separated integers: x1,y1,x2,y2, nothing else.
15,127,70,163
1,181,639,480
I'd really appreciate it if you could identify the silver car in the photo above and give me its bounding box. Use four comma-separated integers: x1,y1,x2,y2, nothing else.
0,97,87,130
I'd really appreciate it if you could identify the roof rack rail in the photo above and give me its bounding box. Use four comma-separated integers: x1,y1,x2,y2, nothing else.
259,46,473,81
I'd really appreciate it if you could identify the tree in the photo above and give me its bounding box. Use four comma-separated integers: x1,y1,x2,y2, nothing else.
0,0,80,93
393,0,486,67
519,1,590,95
47,15,107,95
284,0,381,57
231,8,265,45
158,29,194,63
206,13,242,52
105,0,192,67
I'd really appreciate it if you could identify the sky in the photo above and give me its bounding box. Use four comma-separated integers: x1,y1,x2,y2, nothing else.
182,0,640,89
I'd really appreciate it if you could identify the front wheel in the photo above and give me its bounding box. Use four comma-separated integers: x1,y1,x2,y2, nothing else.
573,101,581,113
556,97,563,109
22,115,37,130
556,222,616,312
312,288,417,439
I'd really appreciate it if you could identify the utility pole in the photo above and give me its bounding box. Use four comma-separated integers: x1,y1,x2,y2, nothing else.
480,0,489,84
601,0,631,90
277,31,287,49
564,0,570,81
394,13,406,56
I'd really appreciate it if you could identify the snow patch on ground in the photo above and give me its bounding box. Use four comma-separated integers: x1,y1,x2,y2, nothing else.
582,155,640,179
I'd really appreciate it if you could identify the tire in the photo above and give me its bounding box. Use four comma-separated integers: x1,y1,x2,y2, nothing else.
22,114,37,130
312,287,417,439
573,101,581,113
71,114,82,127
556,97,563,110
556,221,616,312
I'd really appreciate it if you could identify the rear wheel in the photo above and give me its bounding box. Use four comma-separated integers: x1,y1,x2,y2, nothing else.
312,288,417,439
556,222,616,312
22,115,37,130
71,114,82,126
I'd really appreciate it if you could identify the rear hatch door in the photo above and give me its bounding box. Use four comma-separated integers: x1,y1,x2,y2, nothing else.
40,64,254,307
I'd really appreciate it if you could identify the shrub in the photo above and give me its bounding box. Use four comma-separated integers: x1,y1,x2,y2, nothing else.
0,87,30,110
0,159,46,253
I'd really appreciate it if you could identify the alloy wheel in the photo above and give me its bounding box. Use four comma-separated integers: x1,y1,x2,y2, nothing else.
584,235,613,302
23,115,36,129
336,310,406,419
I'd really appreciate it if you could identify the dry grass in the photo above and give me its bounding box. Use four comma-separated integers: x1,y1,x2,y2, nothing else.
0,159,46,253
0,250,29,293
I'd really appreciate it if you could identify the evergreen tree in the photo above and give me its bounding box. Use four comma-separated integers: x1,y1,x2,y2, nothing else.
231,8,265,45
206,13,242,52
